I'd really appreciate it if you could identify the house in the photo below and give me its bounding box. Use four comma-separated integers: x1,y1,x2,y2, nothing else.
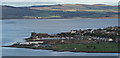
107,38,113,42
71,30,77,34
30,32,49,39
14,41,44,45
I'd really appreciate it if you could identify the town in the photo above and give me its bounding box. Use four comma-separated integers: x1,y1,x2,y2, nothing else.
4,26,120,53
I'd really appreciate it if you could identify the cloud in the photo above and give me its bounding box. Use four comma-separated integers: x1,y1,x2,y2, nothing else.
2,0,60,2
1,0,119,6
2,0,120,2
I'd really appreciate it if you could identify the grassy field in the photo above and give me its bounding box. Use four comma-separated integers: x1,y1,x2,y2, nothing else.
52,42,118,52
10,42,119,52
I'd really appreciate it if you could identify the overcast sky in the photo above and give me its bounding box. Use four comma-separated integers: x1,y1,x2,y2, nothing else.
1,0,120,7
2,0,119,2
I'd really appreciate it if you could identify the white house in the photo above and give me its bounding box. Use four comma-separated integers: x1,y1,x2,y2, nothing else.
108,38,113,42
71,30,77,33
15,41,44,45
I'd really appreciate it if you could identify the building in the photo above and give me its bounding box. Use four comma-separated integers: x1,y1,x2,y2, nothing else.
14,41,44,45
34,44,52,47
30,32,49,39
71,30,77,34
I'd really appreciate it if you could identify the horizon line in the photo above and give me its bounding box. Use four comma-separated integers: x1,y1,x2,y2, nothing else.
1,3,118,7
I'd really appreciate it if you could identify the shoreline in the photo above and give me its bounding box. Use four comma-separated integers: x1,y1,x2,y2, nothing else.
2,26,119,53
2,18,118,20
3,45,120,53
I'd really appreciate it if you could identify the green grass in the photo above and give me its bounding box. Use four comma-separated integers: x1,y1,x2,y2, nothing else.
13,42,119,52
53,42,118,52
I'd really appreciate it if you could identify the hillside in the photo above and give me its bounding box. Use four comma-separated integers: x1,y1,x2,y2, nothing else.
30,4,118,11
2,4,118,19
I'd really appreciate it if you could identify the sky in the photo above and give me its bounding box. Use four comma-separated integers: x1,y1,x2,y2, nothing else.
1,0,119,2
1,0,120,7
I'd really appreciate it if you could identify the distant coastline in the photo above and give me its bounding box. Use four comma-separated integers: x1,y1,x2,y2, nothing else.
2,18,118,20
2,4,118,19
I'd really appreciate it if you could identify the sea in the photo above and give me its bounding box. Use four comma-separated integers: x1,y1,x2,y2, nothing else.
1,19,119,56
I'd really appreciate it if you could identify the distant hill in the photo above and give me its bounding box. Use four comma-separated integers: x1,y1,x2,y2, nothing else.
2,4,118,19
30,4,118,11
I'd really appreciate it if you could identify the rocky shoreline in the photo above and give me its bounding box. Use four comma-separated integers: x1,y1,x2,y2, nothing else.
3,45,120,53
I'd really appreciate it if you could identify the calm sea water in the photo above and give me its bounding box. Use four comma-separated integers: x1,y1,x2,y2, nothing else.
2,19,118,56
